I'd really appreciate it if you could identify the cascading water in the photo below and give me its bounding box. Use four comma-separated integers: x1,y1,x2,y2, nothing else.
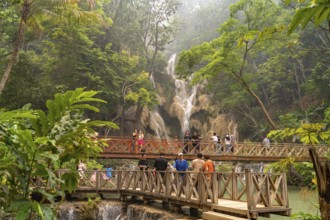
149,75,168,139
57,201,125,220
166,54,197,133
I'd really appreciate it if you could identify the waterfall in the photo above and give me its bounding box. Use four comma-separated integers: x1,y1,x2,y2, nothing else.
235,162,265,173
57,201,125,220
149,74,168,139
98,203,123,219
149,54,198,137
166,54,197,133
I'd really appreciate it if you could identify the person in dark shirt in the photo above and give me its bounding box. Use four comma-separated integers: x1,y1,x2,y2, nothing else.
191,131,201,153
183,130,191,154
138,153,149,170
153,152,168,177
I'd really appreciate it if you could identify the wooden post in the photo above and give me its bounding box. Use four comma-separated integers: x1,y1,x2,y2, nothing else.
117,170,121,190
245,169,254,210
96,170,100,190
309,147,330,219
198,172,204,202
213,172,218,204
265,174,270,207
141,170,145,193
282,172,289,208
165,171,170,197
232,168,237,200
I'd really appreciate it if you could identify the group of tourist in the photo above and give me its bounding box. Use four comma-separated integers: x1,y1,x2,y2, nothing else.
138,152,215,183
183,130,235,154
78,161,114,184
130,127,238,155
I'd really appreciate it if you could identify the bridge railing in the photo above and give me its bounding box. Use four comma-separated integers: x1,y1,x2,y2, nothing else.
101,136,330,158
114,169,289,210
31,169,289,211
216,170,288,208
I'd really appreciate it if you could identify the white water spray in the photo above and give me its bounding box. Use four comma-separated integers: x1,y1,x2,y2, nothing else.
166,54,197,133
149,75,168,139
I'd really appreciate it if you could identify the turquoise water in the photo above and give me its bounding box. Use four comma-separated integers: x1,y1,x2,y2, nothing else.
260,186,320,220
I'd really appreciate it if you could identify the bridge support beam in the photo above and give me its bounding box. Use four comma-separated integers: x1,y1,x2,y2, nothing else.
143,197,151,205
120,195,127,202
190,207,199,217
170,203,182,214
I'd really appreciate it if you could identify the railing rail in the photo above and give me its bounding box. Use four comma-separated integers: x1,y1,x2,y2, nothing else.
101,136,330,158
39,169,289,211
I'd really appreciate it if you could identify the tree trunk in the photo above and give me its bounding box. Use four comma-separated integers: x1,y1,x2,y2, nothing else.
253,60,271,107
237,76,277,129
235,43,277,130
309,147,330,219
134,102,144,130
0,1,29,96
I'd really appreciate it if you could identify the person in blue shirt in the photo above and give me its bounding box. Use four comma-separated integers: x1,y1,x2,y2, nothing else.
174,152,188,182
106,167,113,178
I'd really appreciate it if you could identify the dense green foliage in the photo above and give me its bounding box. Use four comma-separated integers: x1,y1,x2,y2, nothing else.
0,0,176,134
0,88,117,219
176,0,330,140
1,0,330,218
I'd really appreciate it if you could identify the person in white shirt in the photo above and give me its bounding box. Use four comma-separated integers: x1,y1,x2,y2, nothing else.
211,132,218,153
263,136,270,148
224,135,231,153
78,161,87,179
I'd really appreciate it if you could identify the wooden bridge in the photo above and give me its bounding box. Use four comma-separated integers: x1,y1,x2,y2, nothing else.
100,136,330,162
44,169,291,220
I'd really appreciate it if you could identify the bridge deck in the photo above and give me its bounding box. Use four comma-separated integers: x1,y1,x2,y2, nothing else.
212,199,291,218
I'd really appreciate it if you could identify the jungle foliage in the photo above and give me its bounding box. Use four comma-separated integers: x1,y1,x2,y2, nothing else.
0,88,117,219
175,0,330,140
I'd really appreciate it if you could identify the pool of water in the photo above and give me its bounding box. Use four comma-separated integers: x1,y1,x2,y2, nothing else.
260,186,320,220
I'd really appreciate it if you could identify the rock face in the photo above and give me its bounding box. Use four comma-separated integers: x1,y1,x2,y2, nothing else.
57,201,124,220
127,204,187,220
143,59,238,140
57,200,192,220
121,54,238,140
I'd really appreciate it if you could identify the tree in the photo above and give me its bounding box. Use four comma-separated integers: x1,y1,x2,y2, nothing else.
286,0,330,35
268,107,330,219
0,88,117,219
107,0,180,76
176,0,295,129
0,0,108,96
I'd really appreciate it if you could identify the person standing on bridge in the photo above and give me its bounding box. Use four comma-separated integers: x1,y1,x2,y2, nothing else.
132,129,138,153
263,136,270,148
191,153,205,189
183,130,191,154
138,130,145,152
174,152,188,181
203,155,215,182
211,132,218,154
138,153,149,171
224,135,231,153
191,131,201,153
153,152,168,178
78,161,87,179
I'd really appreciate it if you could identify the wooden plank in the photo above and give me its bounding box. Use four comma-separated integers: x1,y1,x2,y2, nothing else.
203,211,247,220
212,200,249,216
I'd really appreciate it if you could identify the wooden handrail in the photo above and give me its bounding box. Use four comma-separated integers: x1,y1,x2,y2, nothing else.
60,169,290,210
100,136,330,158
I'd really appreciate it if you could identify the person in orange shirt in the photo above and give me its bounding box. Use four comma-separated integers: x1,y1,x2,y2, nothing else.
203,155,215,181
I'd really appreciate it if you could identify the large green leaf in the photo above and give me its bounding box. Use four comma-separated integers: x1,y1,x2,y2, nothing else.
60,172,78,193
